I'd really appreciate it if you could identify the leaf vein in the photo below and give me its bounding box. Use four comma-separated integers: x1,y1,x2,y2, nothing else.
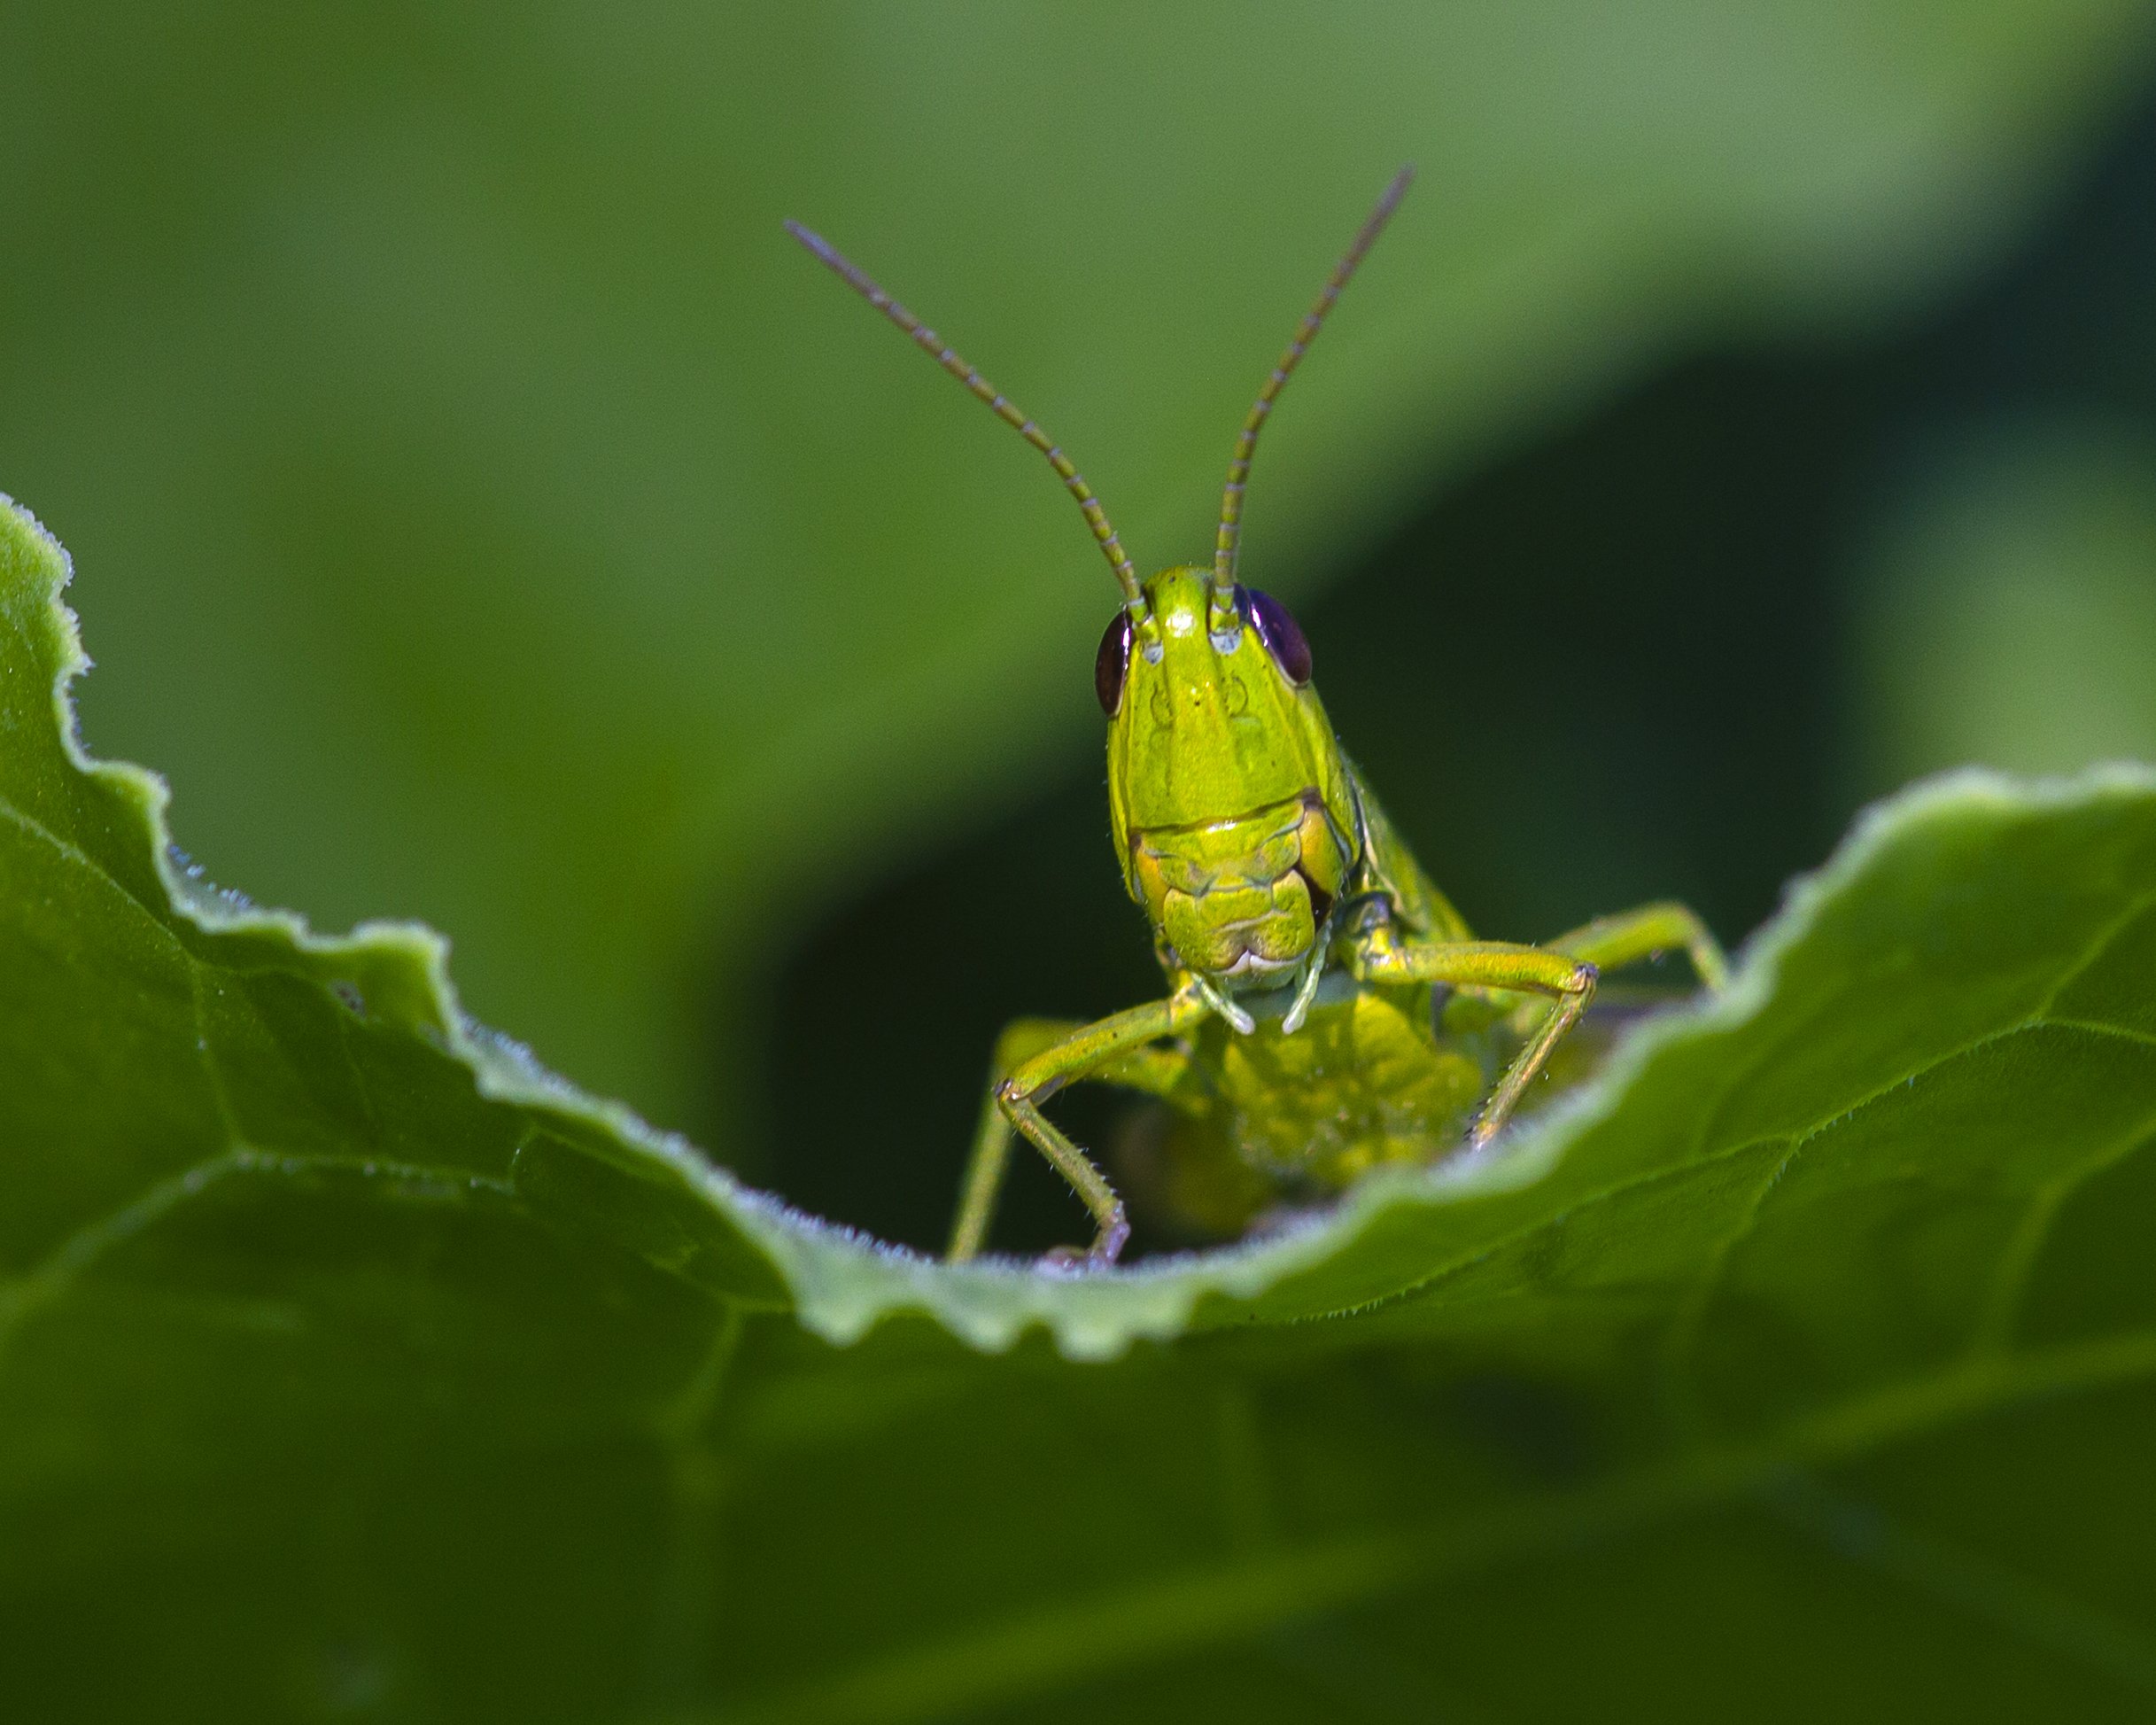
711,1325,2156,1725
0,790,184,950
1768,1472,2156,1698
2034,882,2156,1017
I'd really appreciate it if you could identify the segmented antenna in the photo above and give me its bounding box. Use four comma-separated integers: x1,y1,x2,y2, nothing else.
1213,166,1415,595
786,219,1144,607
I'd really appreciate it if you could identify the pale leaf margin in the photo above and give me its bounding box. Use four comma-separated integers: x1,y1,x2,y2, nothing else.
10,492,2153,1361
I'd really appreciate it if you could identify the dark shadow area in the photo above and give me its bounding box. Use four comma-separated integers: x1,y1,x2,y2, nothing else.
736,82,2156,1256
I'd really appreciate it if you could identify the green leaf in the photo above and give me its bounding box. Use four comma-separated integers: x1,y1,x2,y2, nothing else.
14,501,2156,1718
10,3,2152,1133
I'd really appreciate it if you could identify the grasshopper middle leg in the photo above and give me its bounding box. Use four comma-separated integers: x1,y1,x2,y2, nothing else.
1349,933,1599,1148
1350,899,1726,1154
1547,899,1728,990
1495,900,1729,1041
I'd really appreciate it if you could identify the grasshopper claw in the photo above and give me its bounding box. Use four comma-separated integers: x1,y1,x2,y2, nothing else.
1039,1208,1130,1273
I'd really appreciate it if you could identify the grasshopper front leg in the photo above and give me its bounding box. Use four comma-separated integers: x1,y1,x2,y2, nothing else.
949,986,1211,1266
1348,929,1598,1148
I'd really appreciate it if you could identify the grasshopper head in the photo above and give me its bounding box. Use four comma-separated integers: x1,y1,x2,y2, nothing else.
787,167,1413,996
1098,568,1357,990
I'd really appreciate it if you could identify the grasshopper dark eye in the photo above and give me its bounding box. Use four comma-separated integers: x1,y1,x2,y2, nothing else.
1239,586,1312,686
1095,609,1135,714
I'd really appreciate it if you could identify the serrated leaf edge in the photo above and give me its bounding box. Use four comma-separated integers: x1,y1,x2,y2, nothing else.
13,491,2156,1362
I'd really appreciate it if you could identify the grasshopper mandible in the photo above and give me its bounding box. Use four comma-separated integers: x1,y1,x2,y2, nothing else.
788,168,1726,1268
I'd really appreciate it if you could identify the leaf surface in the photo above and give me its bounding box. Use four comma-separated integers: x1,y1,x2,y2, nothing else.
12,502,2156,1720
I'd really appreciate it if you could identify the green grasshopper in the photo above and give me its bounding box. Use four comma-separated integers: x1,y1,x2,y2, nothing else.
789,167,1726,1268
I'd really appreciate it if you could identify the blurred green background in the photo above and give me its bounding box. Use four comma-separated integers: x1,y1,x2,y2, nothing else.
9,0,2156,1256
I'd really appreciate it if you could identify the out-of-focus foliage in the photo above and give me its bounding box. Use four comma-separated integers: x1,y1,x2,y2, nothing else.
1854,417,2156,790
4,2,2152,1146
16,487,2156,1719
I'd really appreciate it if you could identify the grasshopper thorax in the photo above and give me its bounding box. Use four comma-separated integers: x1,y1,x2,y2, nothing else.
1102,567,1358,991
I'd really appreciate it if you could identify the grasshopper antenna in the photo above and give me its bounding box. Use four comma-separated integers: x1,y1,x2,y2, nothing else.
1212,165,1414,604
786,218,1144,609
